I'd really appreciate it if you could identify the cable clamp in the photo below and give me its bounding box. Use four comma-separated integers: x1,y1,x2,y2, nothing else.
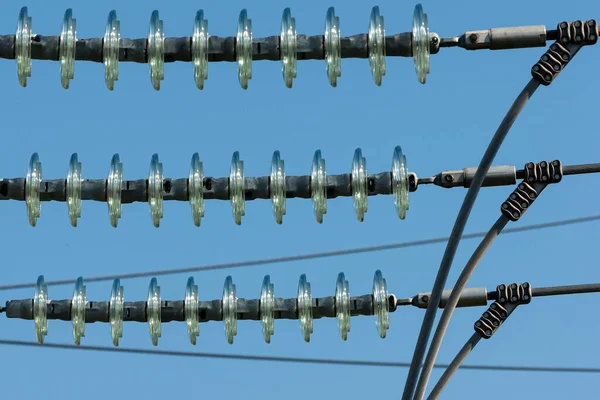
475,282,531,339
532,19,597,85
524,160,563,184
500,181,537,221
474,301,508,339
557,20,598,46
495,282,532,306
531,41,571,86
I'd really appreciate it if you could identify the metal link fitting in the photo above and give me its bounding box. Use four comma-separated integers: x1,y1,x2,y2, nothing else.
584,20,599,45
519,282,532,304
474,301,508,339
557,21,571,45
500,181,537,222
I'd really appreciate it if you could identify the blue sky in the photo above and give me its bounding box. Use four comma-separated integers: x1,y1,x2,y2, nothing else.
0,0,598,398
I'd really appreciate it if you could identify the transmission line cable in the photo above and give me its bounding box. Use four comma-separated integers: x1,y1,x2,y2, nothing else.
414,215,510,399
0,339,597,374
427,333,482,399
0,214,596,291
402,77,541,400
404,31,592,398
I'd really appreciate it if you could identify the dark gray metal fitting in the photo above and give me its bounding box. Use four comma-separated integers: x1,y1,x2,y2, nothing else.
413,287,488,309
435,165,516,189
460,25,546,50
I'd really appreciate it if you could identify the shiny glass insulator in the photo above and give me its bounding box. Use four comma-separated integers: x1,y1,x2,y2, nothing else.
147,278,162,346
185,277,200,345
25,153,42,227
66,153,82,227
280,8,297,88
260,275,275,344
16,7,32,87
236,9,252,90
34,275,48,344
109,279,124,347
189,153,205,227
270,151,286,224
392,146,409,219
368,6,386,86
148,154,164,228
311,150,327,224
230,151,245,225
351,148,368,222
412,4,430,84
192,10,209,90
335,272,350,341
297,274,313,342
59,8,76,89
222,276,237,344
103,10,120,91
148,10,165,91
324,7,341,87
71,277,86,345
372,270,390,339
107,154,123,228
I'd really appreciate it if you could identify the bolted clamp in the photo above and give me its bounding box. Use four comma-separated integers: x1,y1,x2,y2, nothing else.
474,282,532,339
531,19,597,86
523,160,563,184
500,182,538,222
501,160,562,221
495,282,532,306
557,20,598,46
474,301,508,339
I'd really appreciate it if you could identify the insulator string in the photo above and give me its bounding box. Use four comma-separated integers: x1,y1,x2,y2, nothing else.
1,5,437,89
5,271,393,346
0,147,410,227
2,151,598,228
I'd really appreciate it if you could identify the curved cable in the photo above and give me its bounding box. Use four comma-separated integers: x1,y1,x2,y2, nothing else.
401,78,540,400
0,339,598,374
414,215,509,399
426,333,482,400
0,213,595,291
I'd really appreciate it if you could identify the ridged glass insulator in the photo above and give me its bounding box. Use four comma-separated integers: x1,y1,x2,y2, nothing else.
270,151,286,224
311,150,327,223
66,153,82,227
222,276,238,344
59,9,76,89
324,7,341,87
25,153,42,227
373,270,390,338
236,10,252,89
335,272,351,341
148,10,165,90
147,278,162,346
107,154,123,228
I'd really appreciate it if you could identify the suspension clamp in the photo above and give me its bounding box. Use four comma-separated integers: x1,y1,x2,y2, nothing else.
474,282,532,339
531,19,597,86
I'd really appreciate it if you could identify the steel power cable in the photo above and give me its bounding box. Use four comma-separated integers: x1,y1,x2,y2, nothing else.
0,339,597,375
0,214,596,291
401,77,541,400
405,30,594,398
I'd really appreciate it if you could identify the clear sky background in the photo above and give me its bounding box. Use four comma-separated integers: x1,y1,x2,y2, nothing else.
0,0,598,399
